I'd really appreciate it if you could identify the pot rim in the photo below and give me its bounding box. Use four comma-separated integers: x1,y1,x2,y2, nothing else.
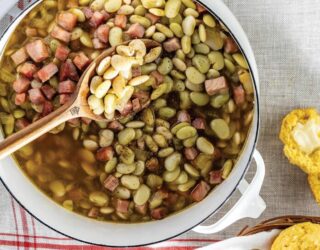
0,0,260,247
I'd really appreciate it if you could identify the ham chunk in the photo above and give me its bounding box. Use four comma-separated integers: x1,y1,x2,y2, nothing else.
184,147,198,161
37,63,59,83
126,23,145,38
58,80,76,94
95,24,110,44
145,13,160,24
88,207,99,218
233,85,245,106
196,3,207,13
224,37,239,54
25,40,49,63
15,118,30,130
13,76,30,93
96,146,114,162
115,199,129,213
132,98,141,112
25,27,37,37
55,45,70,61
192,118,206,130
150,71,164,85
60,59,79,81
163,38,181,52
209,170,223,185
28,88,45,104
15,93,27,105
151,207,168,220
42,101,54,116
119,101,133,117
73,52,90,71
146,157,159,172
92,38,107,49
132,90,149,103
17,62,37,79
51,25,71,43
177,110,191,123
89,11,106,28
191,181,210,202
205,76,229,96
132,66,141,78
60,94,71,105
135,204,147,215
82,7,93,19
41,85,56,100
108,121,124,131
11,48,28,65
104,175,119,192
57,12,77,31
115,14,127,29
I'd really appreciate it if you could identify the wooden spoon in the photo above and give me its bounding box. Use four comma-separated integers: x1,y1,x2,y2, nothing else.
0,39,159,160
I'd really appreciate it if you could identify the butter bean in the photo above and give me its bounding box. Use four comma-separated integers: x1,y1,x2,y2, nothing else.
165,0,181,18
182,15,196,36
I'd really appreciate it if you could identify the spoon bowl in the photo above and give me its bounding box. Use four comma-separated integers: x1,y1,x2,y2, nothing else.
0,39,159,159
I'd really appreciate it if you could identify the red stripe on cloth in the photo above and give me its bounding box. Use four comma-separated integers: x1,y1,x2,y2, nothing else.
10,198,20,250
19,207,30,249
0,233,70,241
31,217,38,249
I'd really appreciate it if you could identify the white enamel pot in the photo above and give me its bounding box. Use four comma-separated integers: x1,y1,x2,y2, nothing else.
0,0,265,247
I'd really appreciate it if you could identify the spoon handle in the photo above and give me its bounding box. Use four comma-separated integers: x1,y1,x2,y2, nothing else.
0,102,77,160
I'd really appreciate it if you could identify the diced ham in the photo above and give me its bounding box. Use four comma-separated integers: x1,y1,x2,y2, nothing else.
17,62,37,79
233,85,245,106
66,0,78,8
89,11,106,28
164,193,178,206
145,13,160,24
15,118,30,130
132,66,142,78
115,14,127,29
50,25,71,43
135,204,147,215
15,93,27,105
58,80,76,94
57,12,77,31
192,118,206,130
104,175,119,192
28,88,45,104
108,121,124,131
191,181,210,202
60,94,71,105
213,147,222,161
101,10,110,20
41,85,56,100
11,48,28,65
92,38,107,49
42,101,54,116
37,63,59,83
88,207,99,218
55,45,70,61
60,59,79,81
95,24,110,44
25,27,37,37
73,52,90,71
115,199,130,213
25,40,49,63
132,98,141,112
224,37,239,54
177,110,191,123
13,76,30,93
151,207,168,220
146,157,160,172
205,76,229,96
184,147,198,161
96,146,114,162
126,23,145,38
70,39,81,51
132,90,149,103
119,101,133,116
154,189,169,200
209,170,223,185
82,7,93,19
150,71,164,85
196,3,207,13
163,38,181,52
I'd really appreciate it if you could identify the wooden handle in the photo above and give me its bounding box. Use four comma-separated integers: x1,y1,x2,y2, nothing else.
0,103,77,160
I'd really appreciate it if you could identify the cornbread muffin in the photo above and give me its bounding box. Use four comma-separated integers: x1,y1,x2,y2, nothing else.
279,108,320,174
271,222,320,250
308,174,320,205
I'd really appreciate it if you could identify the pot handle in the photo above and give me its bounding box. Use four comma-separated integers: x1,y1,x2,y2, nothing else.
0,0,19,20
192,149,266,234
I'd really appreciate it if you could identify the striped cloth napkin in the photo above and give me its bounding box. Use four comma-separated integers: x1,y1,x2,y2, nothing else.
0,1,220,249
